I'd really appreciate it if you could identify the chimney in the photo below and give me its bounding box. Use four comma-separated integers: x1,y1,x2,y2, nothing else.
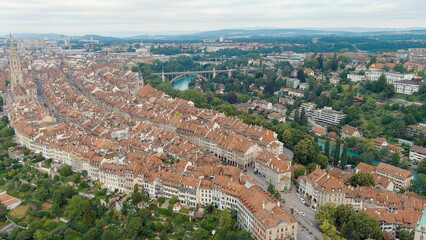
262,201,265,209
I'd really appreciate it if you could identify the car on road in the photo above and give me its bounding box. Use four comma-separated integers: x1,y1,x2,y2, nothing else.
299,211,305,216
304,203,309,207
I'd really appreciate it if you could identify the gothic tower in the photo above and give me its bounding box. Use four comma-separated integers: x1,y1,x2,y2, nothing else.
137,68,144,90
9,35,24,92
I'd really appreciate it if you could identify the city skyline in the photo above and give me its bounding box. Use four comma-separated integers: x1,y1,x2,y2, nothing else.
1,0,425,36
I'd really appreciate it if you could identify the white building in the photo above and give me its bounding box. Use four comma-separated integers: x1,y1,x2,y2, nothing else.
410,145,426,163
394,80,421,95
311,107,346,126
347,74,366,82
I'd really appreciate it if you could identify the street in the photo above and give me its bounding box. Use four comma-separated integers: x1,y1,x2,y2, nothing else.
282,184,323,240
246,167,323,240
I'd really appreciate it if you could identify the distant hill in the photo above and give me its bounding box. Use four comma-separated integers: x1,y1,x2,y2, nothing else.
4,28,426,42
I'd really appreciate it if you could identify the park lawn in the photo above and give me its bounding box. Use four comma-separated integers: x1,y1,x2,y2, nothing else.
9,205,29,219
179,208,190,214
42,202,52,211
341,84,350,90
0,220,9,229
393,93,423,103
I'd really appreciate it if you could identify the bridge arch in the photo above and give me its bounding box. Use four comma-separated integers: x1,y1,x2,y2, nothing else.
170,74,208,83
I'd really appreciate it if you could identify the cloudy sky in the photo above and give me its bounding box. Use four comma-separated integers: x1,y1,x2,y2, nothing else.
1,0,425,36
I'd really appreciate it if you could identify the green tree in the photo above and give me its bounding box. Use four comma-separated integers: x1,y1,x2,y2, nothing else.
0,202,7,221
315,154,329,169
127,217,142,238
194,227,209,240
345,212,381,240
333,139,341,165
219,209,233,231
50,203,61,218
59,166,72,177
101,229,118,240
321,219,342,240
334,205,355,228
295,168,308,178
66,195,85,221
34,230,52,240
410,173,426,195
315,202,337,224
83,228,101,240
324,139,331,158
399,229,414,240
83,200,95,227
293,137,319,165
417,158,426,175
348,172,375,187
340,143,348,169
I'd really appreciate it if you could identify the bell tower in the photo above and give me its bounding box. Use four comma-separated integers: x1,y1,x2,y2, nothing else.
9,34,24,91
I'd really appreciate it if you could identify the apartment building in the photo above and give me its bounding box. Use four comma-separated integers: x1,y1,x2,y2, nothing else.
365,71,416,83
406,124,426,137
311,107,346,126
410,145,426,163
298,168,346,208
254,150,292,191
356,162,414,190
347,74,366,82
394,80,422,95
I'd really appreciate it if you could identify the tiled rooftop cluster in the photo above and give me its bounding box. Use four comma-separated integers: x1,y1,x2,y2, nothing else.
7,55,296,240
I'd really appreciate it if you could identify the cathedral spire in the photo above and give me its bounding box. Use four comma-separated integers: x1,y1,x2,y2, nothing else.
9,34,16,53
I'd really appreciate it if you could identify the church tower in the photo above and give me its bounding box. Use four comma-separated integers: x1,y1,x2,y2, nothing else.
137,68,144,91
9,34,24,92
415,207,426,240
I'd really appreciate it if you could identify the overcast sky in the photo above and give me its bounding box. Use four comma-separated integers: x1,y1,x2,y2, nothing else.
1,0,425,36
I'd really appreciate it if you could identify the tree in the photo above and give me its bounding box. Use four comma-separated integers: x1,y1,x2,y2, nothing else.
59,166,72,177
321,219,342,240
297,69,305,82
340,143,348,169
315,154,329,169
83,228,101,240
391,152,400,165
324,139,331,158
101,229,118,240
237,230,253,240
194,228,209,240
71,173,81,184
333,139,341,166
83,201,95,228
127,217,142,238
82,170,88,177
334,205,355,228
219,209,233,231
66,195,85,221
399,229,414,240
0,202,7,221
300,108,307,125
410,173,426,195
315,202,337,224
50,203,61,218
267,183,275,195
418,158,426,175
158,197,165,206
295,168,308,178
306,163,318,173
345,212,381,240
348,172,375,187
293,137,319,165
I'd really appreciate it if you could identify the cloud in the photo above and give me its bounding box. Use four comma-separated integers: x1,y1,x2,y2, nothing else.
0,0,424,35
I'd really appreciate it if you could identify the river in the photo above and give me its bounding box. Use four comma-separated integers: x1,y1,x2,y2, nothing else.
317,141,418,180
172,75,196,91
